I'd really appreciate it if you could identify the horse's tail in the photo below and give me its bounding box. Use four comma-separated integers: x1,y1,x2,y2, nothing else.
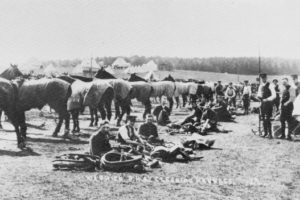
67,85,72,99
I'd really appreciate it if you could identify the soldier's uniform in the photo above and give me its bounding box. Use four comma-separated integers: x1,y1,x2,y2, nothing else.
242,80,251,115
280,84,294,140
257,73,276,138
273,79,280,112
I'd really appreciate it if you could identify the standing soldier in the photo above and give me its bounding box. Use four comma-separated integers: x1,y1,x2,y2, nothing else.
257,73,276,139
290,74,300,97
279,78,294,140
225,82,236,108
242,80,252,115
215,81,224,97
273,79,280,112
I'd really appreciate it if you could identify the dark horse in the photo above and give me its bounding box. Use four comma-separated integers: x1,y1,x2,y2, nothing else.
0,78,23,148
0,64,24,128
16,78,71,141
160,74,176,112
127,73,153,119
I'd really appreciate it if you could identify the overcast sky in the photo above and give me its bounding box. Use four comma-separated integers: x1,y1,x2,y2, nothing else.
0,0,299,65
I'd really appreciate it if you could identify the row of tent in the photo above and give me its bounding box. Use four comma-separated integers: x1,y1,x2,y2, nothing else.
0,63,160,82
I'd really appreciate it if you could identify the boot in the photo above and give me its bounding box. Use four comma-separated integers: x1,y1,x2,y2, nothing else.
287,133,292,141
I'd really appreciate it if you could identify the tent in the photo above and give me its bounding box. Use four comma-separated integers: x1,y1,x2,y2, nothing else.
0,64,23,80
105,66,115,74
143,60,158,71
144,70,159,81
112,57,130,69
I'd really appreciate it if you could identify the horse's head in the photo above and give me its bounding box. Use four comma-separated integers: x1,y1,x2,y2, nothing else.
95,67,116,79
163,74,175,82
128,73,147,82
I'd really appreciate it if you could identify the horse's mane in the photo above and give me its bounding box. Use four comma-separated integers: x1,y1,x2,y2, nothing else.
162,74,175,82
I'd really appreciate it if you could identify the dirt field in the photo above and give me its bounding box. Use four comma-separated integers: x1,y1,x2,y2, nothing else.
0,102,299,200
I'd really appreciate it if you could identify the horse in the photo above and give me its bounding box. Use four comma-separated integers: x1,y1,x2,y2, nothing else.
57,75,113,129
150,81,176,112
0,78,23,148
0,64,24,128
128,81,153,119
98,79,132,126
174,81,198,108
83,79,114,126
15,78,72,139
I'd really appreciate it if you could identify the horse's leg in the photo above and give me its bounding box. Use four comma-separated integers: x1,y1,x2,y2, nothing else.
168,97,174,113
142,99,151,119
89,107,94,127
175,97,180,108
75,110,80,132
105,99,112,121
18,111,27,139
94,109,98,126
71,111,76,133
64,111,70,136
8,111,24,148
114,100,120,120
182,95,187,107
117,101,126,127
0,110,2,129
53,114,63,137
98,103,106,121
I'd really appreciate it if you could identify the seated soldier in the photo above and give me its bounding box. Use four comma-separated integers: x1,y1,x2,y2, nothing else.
89,121,112,156
212,95,234,121
153,101,170,119
138,114,163,143
181,102,203,125
201,105,219,133
118,115,146,147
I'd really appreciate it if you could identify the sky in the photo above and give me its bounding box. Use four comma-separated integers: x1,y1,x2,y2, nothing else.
0,0,299,65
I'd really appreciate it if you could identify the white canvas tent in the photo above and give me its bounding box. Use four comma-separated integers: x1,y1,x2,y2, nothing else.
143,60,158,71
105,66,115,74
112,57,130,69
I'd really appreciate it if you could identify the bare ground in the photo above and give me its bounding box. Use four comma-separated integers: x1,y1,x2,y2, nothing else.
0,104,299,200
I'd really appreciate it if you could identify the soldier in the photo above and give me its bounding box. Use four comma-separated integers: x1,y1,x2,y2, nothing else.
279,78,294,140
215,81,224,97
225,82,236,108
257,73,276,138
290,74,300,97
272,79,280,112
242,80,252,115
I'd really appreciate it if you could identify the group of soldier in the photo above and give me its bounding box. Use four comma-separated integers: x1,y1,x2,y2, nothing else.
257,73,299,140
